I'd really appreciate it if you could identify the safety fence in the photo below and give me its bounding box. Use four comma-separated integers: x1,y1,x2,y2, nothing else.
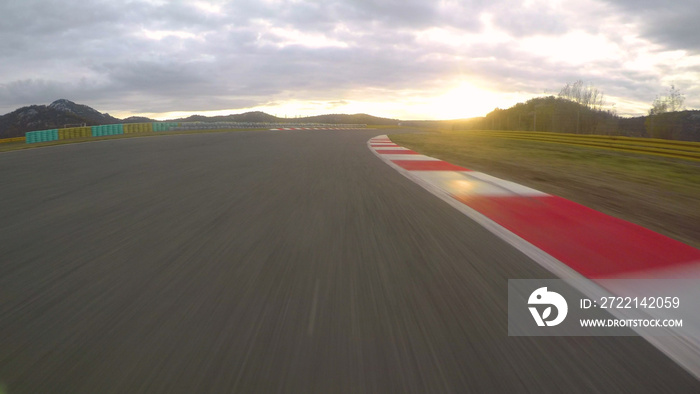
25,122,180,144
21,122,367,144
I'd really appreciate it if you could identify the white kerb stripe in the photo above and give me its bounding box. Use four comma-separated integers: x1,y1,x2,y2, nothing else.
373,147,411,151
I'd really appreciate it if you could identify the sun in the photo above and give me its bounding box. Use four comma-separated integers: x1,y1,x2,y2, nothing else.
429,81,504,119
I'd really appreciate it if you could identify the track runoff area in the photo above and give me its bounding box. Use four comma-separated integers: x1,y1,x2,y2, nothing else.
369,134,700,379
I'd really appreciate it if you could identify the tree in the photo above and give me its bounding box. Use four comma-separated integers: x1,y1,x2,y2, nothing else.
558,80,606,110
649,85,685,115
646,85,686,139
557,80,610,134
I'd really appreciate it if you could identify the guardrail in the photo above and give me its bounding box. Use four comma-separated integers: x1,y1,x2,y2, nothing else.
469,130,700,161
0,136,26,144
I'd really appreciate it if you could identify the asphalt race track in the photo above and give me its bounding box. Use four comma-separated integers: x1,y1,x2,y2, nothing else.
1,130,698,393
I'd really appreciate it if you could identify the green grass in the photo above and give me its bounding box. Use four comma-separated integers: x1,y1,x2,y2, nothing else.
367,125,401,129
391,130,700,248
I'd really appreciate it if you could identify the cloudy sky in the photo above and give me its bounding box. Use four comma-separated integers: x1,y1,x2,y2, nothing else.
0,0,698,120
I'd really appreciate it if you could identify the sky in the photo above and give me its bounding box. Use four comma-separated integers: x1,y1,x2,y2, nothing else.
0,0,698,120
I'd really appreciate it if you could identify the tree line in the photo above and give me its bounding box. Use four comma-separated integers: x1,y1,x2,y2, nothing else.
451,81,698,141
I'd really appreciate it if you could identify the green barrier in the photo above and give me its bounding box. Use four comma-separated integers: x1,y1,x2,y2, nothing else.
90,124,123,137
26,129,59,143
152,122,178,132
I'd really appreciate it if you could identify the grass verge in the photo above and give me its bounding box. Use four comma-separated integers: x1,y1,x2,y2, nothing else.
391,130,700,249
366,125,401,129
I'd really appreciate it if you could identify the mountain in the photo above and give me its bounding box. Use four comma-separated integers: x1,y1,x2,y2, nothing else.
48,99,120,125
0,99,120,139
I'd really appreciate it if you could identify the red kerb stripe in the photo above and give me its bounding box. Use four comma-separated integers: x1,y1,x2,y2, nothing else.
376,149,419,154
454,195,700,278
392,160,471,171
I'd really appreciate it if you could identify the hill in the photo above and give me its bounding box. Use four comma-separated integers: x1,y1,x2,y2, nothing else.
444,96,700,142
289,113,397,125
0,99,120,139
172,111,397,125
122,116,158,123
172,111,280,123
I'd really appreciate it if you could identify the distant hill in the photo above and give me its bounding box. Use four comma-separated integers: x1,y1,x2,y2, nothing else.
289,113,398,125
0,99,120,139
172,111,280,123
122,116,157,123
0,100,398,139
172,111,398,125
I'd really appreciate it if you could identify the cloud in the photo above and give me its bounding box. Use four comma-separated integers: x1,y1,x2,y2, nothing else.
600,0,700,53
0,0,698,118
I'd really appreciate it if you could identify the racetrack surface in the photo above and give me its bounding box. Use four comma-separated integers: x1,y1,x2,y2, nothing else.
1,130,698,393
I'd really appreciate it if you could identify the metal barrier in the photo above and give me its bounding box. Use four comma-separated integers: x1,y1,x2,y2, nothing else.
0,136,26,144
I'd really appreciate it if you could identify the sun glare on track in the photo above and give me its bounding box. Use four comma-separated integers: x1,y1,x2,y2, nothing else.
451,179,475,193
